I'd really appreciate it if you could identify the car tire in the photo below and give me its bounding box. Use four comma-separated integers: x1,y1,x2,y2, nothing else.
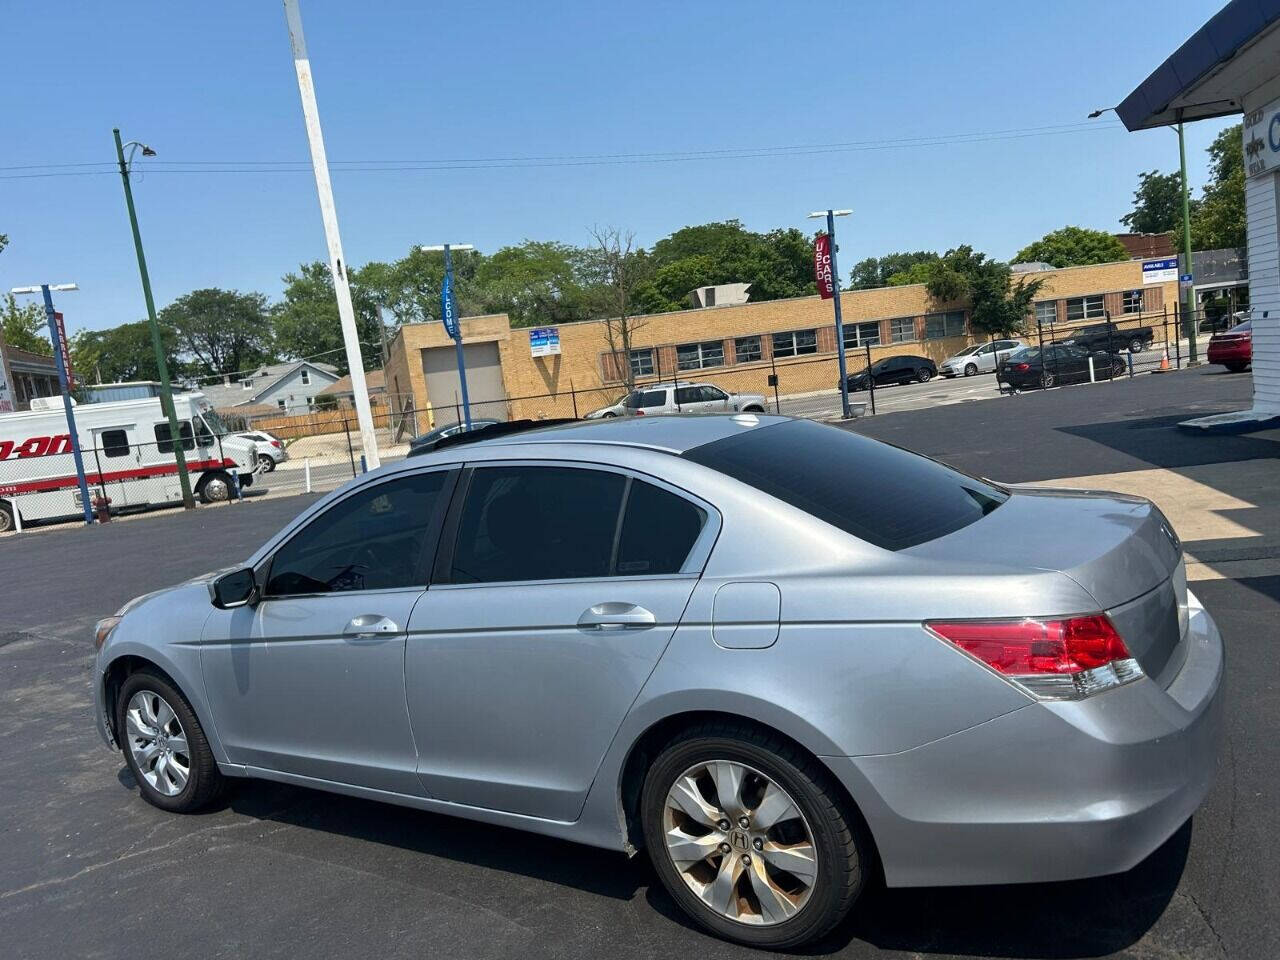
257,454,276,473
641,721,868,949
1128,338,1145,354
1224,362,1248,373
603,412,617,418
0,500,15,533
116,668,225,813
916,368,933,383
963,363,978,377
1040,372,1056,389
741,405,765,413
197,471,232,504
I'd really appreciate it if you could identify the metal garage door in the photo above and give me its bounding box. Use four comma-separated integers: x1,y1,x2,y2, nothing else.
421,342,508,426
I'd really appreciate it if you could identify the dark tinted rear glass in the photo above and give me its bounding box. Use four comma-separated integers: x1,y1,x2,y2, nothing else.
683,420,1006,551
616,480,706,575
625,390,667,409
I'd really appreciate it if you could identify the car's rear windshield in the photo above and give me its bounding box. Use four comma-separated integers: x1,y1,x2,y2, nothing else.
683,420,1007,551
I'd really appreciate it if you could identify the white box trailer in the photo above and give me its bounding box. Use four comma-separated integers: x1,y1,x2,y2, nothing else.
0,392,257,531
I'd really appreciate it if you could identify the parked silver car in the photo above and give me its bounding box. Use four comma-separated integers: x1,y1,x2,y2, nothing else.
622,381,768,416
233,430,288,472
939,338,1022,377
92,415,1222,949
583,393,628,419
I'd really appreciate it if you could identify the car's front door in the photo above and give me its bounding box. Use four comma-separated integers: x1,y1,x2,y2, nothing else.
405,462,713,821
698,385,731,411
200,468,456,794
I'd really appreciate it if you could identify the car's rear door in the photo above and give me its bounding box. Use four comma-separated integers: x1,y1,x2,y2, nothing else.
405,462,715,821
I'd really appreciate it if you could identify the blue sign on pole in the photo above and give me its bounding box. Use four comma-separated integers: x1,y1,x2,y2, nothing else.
441,272,460,340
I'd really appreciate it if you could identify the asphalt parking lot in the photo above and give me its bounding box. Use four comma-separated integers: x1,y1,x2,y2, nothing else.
1,366,1275,960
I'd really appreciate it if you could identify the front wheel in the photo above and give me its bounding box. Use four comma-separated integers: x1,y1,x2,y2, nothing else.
198,471,232,504
963,363,978,377
602,412,617,418
741,405,765,414
116,669,225,812
916,368,933,383
1040,372,1056,389
642,722,868,949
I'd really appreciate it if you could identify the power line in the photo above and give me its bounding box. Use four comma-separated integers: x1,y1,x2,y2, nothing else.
0,120,1123,180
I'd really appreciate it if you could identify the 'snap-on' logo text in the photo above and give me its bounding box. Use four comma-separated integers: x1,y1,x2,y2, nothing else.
0,435,73,459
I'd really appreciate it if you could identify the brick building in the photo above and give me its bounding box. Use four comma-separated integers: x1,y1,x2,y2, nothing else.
385,257,1180,429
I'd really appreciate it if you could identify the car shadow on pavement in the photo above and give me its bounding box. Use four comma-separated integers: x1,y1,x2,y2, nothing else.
226,773,1189,957
226,779,646,901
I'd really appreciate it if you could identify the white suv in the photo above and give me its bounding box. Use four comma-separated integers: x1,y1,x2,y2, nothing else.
621,381,768,416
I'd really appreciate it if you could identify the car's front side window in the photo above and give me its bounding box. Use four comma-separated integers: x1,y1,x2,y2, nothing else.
447,466,708,584
265,470,451,596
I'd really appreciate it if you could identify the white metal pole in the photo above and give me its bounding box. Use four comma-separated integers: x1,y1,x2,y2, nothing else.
12,497,21,533
1088,356,1096,383
282,0,380,470
304,457,312,494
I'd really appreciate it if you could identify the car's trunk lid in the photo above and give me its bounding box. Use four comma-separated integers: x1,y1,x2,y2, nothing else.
910,486,1188,685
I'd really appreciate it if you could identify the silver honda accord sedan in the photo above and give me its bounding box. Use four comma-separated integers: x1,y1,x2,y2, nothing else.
92,415,1223,949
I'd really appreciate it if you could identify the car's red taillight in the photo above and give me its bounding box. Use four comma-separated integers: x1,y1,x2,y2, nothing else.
271,439,282,448
926,615,1142,699
1014,362,1030,371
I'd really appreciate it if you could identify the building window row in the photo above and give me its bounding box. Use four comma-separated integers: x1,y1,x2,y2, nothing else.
842,321,881,349
1035,288,1154,327
1065,294,1106,323
676,339,725,370
772,329,818,358
924,311,965,340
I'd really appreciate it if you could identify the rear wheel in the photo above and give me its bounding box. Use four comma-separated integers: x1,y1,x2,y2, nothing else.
963,363,978,377
0,501,15,533
116,669,224,812
1224,362,1248,373
257,454,276,473
916,368,933,383
197,471,232,504
1128,338,1145,354
642,722,867,949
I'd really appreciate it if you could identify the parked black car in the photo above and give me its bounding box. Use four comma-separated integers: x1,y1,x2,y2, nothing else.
843,354,937,391
997,344,1127,391
1059,321,1154,354
406,418,498,456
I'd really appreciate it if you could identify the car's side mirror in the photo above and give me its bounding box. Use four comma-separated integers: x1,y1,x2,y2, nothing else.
210,568,258,609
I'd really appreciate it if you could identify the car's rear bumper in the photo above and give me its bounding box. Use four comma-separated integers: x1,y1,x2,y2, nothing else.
1206,343,1251,365
832,589,1223,887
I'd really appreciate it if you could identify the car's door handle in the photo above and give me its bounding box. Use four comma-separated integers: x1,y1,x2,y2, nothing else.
577,603,656,631
343,614,400,638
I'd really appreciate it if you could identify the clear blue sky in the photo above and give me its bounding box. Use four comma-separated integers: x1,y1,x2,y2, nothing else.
0,0,1239,336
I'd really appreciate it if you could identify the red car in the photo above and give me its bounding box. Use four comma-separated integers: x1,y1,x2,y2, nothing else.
1207,320,1252,372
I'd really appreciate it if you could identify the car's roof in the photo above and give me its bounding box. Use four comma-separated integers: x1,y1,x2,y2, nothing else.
460,412,786,455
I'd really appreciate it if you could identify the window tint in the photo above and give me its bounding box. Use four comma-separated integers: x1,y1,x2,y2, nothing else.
701,386,727,402
194,417,214,447
624,390,667,409
101,429,130,458
616,481,706,575
154,421,194,453
451,467,626,583
675,386,701,405
683,420,1006,551
266,471,449,595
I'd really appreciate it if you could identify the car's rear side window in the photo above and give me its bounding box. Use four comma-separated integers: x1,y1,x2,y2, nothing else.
683,420,1006,551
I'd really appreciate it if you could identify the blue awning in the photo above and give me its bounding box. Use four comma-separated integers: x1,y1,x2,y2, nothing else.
1118,0,1280,130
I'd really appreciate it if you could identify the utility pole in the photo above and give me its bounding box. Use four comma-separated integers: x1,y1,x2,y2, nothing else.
282,0,380,469
113,129,195,509
1177,116,1199,364
808,209,853,418
421,243,475,429
10,284,93,525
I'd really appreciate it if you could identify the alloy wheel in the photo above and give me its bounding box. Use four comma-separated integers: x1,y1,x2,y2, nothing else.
663,760,818,926
125,690,191,797
257,455,276,473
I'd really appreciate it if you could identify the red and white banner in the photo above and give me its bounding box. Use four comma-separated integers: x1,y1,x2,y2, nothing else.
813,234,835,300
53,312,75,390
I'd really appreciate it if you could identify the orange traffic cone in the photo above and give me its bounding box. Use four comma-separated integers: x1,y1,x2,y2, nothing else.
1160,348,1171,371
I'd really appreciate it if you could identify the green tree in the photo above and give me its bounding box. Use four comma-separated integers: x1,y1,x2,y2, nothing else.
1191,123,1245,250
275,263,384,373
158,288,275,377
1,293,52,356
475,241,592,327
919,246,1043,338
1014,226,1129,268
70,320,179,383
1120,170,1189,235
849,251,939,289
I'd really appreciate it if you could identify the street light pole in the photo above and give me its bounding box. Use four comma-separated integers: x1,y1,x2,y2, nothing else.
113,129,195,509
282,0,380,470
10,283,93,525
421,244,475,430
808,209,853,418
1176,116,1199,364
1089,105,1197,363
